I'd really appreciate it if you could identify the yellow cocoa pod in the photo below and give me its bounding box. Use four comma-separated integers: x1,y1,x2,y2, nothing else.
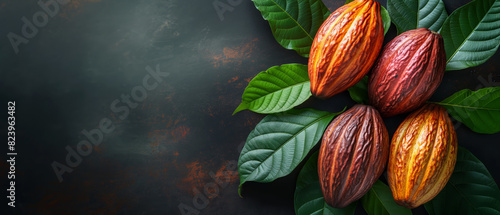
388,104,457,209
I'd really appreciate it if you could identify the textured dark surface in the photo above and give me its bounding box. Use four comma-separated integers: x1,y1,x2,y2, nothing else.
0,0,498,214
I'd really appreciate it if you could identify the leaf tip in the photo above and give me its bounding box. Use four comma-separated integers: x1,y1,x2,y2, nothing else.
233,103,249,115
238,184,244,198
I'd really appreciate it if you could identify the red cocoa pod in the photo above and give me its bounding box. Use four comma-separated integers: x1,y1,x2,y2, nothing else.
318,104,389,208
368,28,446,117
388,104,457,209
308,0,384,99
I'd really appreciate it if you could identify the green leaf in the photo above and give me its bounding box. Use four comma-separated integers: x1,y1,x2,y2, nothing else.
440,0,500,71
295,152,357,215
361,181,412,215
251,0,330,57
387,0,448,34
381,6,391,36
344,1,390,35
233,64,312,115
424,146,500,215
435,87,500,134
347,76,369,104
238,108,344,192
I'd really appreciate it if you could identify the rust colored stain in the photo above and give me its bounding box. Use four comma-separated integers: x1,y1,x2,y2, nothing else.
179,161,209,195
210,38,259,68
146,116,190,155
164,93,175,102
177,160,239,198
213,161,239,184
244,115,261,127
147,124,190,145
149,139,161,155
170,126,190,142
147,161,174,179
30,165,135,214
59,0,103,19
93,145,104,153
227,75,251,88
206,107,216,118
173,152,179,156
228,76,239,83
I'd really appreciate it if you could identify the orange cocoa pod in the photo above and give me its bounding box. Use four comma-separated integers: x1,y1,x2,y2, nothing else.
308,0,384,99
368,28,446,117
318,104,389,208
388,104,457,209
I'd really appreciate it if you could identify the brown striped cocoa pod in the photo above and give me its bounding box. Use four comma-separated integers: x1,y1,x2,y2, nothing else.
318,104,389,208
368,28,446,117
308,0,384,99
388,103,458,209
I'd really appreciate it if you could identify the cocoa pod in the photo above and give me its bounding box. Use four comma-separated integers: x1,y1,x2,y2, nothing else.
318,104,389,208
308,0,384,99
388,104,457,209
368,28,446,117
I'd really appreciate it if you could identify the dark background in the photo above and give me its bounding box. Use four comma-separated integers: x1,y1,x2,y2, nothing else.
0,0,498,214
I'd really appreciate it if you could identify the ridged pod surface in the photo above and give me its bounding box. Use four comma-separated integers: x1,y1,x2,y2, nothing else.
308,0,384,99
368,28,446,117
388,104,457,209
318,105,389,208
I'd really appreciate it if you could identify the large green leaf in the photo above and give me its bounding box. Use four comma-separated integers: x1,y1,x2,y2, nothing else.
361,181,412,215
424,146,500,215
294,152,357,215
238,108,343,194
251,0,330,57
347,76,369,104
233,64,311,114
387,0,448,34
435,87,500,134
440,0,500,71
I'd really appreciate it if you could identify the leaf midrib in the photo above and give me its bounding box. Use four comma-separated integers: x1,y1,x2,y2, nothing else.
322,201,329,215
444,0,497,65
241,111,336,183
449,177,482,215
370,186,391,214
267,0,315,41
431,101,500,111
245,80,310,103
